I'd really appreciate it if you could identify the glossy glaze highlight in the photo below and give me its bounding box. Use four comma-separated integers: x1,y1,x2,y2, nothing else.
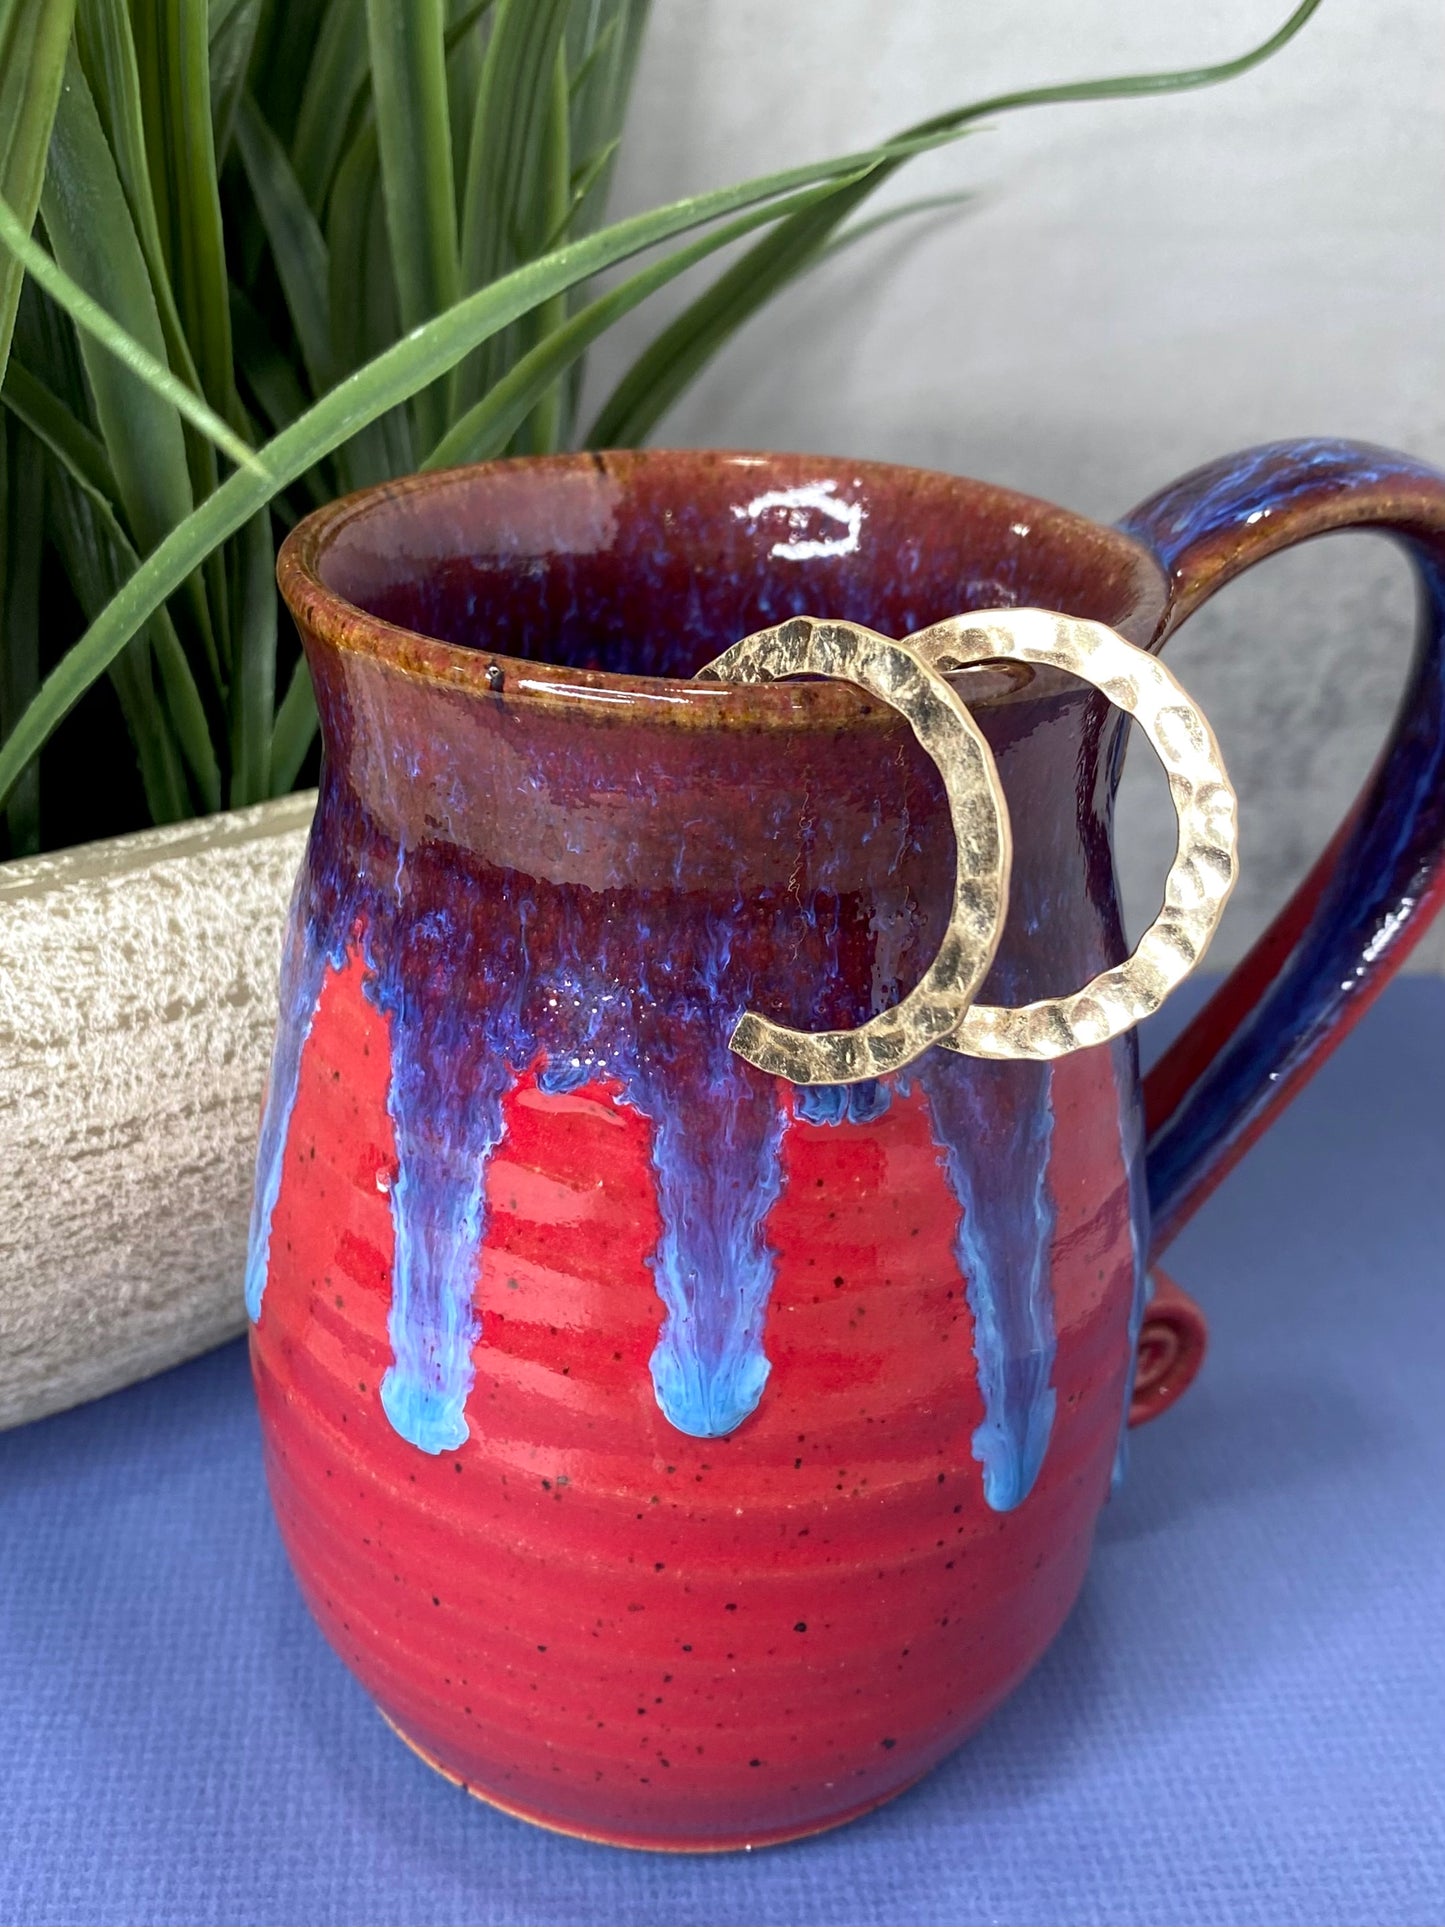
249,443,1445,1849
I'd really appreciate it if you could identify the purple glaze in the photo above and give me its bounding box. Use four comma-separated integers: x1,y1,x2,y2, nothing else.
246,439,1445,1551
363,853,519,1450
248,861,1067,1503
1108,1030,1150,1494
248,785,1065,1474
247,797,842,1448
795,1047,1060,1513
243,861,346,1325
254,451,1162,1496
1121,440,1445,1248
917,1052,1057,1511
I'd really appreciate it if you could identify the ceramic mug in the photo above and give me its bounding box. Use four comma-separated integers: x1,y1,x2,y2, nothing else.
250,442,1445,1851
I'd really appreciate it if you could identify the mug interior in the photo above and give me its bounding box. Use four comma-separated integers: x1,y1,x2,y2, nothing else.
302,450,1166,687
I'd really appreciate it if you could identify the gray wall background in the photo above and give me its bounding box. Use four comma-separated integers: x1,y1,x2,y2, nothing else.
583,0,1445,970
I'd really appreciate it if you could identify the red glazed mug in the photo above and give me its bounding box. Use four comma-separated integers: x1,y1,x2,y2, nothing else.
249,443,1445,1851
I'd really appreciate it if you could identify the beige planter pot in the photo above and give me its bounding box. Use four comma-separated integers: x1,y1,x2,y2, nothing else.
0,792,314,1430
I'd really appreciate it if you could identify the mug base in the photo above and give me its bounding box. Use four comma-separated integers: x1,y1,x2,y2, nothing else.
379,1709,924,1854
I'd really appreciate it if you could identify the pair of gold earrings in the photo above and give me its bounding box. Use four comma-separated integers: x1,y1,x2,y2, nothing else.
700,608,1238,1084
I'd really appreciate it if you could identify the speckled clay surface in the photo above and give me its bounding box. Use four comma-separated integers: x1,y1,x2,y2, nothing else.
250,444,1445,1850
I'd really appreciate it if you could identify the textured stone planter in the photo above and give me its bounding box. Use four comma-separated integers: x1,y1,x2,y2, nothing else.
0,792,314,1430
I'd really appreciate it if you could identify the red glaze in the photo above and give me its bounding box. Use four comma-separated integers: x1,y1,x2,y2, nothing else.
253,952,1135,1848
253,450,1173,1847
1128,1270,1208,1425
252,442,1445,1850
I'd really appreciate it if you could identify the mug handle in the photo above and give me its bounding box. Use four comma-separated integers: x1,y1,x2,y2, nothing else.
1117,439,1445,1423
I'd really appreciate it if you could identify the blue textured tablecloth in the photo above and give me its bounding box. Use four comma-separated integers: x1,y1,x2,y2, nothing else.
3,982,1443,1927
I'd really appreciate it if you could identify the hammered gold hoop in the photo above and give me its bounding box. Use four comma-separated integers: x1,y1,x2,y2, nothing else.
698,617,1012,1085
908,608,1239,1061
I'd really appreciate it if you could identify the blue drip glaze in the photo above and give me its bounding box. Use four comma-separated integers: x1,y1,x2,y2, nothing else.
361,865,522,1454
246,712,1088,1486
246,453,1240,1477
628,912,792,1437
246,835,801,1446
794,1079,892,1126
246,842,1067,1481
243,866,342,1322
643,1060,788,1438
797,1051,1060,1513
919,1054,1057,1512
1108,1032,1151,1495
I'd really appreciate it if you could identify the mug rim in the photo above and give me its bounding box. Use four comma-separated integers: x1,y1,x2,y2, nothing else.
276,448,1168,732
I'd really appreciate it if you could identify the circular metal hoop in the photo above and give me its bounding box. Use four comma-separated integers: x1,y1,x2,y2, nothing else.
698,617,1012,1085
907,607,1239,1061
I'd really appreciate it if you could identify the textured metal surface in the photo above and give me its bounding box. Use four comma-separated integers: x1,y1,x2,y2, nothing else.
704,607,1237,1075
699,617,1011,1084
912,608,1239,1061
0,792,314,1430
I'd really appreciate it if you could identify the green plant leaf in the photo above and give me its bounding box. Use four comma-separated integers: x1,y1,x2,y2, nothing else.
425,171,868,471
0,410,44,852
322,0,502,472
131,0,237,421
70,0,230,681
0,0,78,388
4,361,221,808
2,353,121,505
246,0,329,149
208,0,261,164
456,0,571,411
324,116,413,487
75,0,219,505
290,0,368,212
518,35,571,454
446,0,501,54
38,53,204,551
588,0,1324,448
291,0,496,220
207,0,252,37
325,118,380,377
229,280,318,461
133,605,221,811
565,0,648,241
75,0,166,262
17,90,261,491
0,121,976,808
565,7,621,109
234,90,331,394
269,649,317,793
365,0,460,448
107,653,190,822
443,0,483,209
0,0,1324,813
586,165,887,450
48,462,193,823
820,190,975,263
228,504,275,805
13,272,226,786
544,137,621,255
555,0,649,443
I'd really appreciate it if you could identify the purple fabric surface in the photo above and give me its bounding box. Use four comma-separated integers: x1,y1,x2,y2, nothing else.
2,980,1442,1927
